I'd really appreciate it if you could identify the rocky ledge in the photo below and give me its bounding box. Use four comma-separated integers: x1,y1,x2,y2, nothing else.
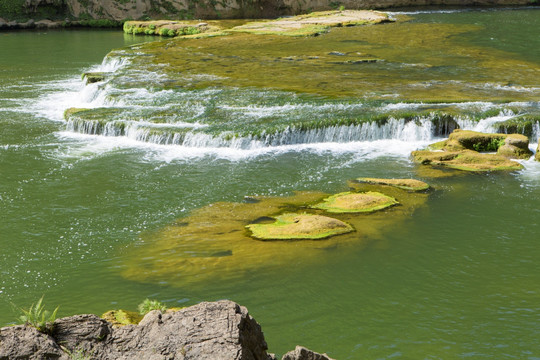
0,300,334,360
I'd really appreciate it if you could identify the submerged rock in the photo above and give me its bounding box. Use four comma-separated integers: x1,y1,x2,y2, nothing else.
412,129,530,172
246,213,354,240
312,191,398,213
354,178,430,191
120,190,426,287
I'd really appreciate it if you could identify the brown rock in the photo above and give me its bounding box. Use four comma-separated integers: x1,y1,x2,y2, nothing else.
282,345,335,360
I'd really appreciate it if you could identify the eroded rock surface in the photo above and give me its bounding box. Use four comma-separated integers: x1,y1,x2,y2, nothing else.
1,300,273,360
282,345,336,360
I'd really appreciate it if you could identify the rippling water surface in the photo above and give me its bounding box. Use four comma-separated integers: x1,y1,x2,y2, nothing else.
1,9,540,359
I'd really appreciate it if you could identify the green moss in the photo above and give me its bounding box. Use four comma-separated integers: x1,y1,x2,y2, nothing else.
354,178,430,192
101,309,143,326
246,213,354,240
312,191,398,213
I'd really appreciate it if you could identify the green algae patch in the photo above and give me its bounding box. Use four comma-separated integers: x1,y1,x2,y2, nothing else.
118,190,429,288
229,10,391,37
355,178,430,192
246,213,353,240
101,309,143,327
312,191,398,213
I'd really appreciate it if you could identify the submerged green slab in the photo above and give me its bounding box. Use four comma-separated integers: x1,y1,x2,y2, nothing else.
312,191,398,213
355,178,430,192
246,213,354,240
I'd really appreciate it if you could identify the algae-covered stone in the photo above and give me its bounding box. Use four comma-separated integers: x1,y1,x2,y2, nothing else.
312,191,398,213
412,149,523,172
536,140,540,162
355,178,430,192
412,129,529,173
101,309,143,327
437,129,532,159
246,213,353,240
497,134,534,160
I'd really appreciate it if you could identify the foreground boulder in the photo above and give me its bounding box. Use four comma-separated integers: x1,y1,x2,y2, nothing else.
1,300,273,360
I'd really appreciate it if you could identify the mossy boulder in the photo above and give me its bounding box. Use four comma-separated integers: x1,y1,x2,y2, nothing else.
536,140,540,162
312,191,398,213
246,213,353,240
412,130,530,173
436,129,532,159
355,178,430,192
101,309,143,327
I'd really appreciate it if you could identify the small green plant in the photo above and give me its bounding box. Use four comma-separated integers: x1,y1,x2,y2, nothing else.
472,138,505,152
339,5,345,11
17,296,59,333
138,299,167,315
62,347,92,360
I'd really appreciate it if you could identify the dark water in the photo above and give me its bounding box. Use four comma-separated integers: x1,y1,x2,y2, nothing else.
1,11,540,359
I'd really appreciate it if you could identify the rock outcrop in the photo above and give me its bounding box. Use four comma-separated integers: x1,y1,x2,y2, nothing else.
0,300,275,360
411,129,533,173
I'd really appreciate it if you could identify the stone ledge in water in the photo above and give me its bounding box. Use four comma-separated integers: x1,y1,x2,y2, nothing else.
246,213,354,240
354,178,430,192
312,191,398,213
230,10,391,36
412,149,523,172
123,20,218,37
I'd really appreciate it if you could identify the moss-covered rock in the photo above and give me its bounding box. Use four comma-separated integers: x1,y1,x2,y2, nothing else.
435,129,532,159
412,130,531,173
536,140,540,162
312,191,398,213
246,213,353,240
412,149,523,172
101,309,143,327
354,178,430,192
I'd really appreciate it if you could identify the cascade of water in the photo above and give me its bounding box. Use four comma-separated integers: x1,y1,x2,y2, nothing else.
66,117,448,149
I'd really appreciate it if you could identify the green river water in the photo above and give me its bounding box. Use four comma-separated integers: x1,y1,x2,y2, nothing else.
1,8,540,359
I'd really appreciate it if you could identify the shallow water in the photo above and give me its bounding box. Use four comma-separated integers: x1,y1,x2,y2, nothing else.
1,10,540,359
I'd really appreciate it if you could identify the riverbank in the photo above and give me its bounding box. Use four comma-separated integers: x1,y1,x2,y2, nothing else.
0,0,537,26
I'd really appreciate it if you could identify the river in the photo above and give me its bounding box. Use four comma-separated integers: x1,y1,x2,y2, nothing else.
1,8,540,359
